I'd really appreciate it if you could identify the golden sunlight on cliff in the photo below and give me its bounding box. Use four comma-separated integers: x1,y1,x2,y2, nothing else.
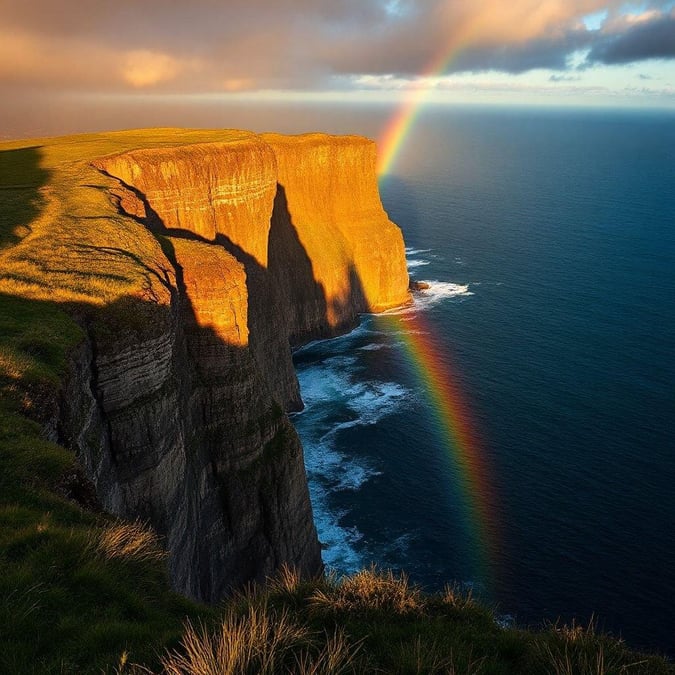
95,135,276,268
172,237,249,346
264,133,410,316
95,131,410,337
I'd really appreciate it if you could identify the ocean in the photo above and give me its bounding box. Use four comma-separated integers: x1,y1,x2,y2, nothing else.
290,106,675,656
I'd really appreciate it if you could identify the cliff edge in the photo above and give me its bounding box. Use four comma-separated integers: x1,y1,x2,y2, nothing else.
0,129,409,604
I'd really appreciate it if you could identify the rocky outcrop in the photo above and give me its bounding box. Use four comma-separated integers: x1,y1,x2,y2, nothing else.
264,133,410,344
60,235,321,601
57,131,409,603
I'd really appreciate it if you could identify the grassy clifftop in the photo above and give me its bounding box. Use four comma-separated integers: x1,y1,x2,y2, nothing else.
0,129,264,672
0,130,672,673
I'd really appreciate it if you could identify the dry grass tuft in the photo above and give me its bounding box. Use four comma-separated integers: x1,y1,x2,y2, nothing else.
309,566,424,616
97,520,166,563
267,563,303,596
441,582,477,611
162,605,309,674
293,628,362,675
161,604,360,675
535,619,649,675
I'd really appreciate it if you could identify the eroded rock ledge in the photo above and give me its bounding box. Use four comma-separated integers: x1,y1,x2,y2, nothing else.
59,132,410,602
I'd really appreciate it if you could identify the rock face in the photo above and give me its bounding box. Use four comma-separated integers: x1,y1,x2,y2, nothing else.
61,132,410,603
264,133,410,344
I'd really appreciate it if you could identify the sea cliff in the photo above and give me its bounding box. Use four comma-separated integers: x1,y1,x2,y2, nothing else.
1,130,671,674
0,129,410,603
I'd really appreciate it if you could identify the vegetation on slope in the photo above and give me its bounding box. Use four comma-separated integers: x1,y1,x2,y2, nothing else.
155,566,673,675
0,131,673,673
0,129,261,673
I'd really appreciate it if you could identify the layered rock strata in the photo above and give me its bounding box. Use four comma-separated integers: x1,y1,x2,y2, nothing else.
59,131,410,602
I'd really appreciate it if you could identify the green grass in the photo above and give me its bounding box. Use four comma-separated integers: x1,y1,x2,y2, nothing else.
159,566,672,674
0,130,242,673
0,400,211,673
0,129,673,673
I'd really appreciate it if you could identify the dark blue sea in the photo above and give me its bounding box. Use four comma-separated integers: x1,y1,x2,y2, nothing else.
291,106,675,657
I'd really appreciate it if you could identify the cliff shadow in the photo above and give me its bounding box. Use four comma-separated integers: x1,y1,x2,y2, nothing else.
97,165,370,344
0,146,50,250
269,184,368,346
1,269,322,601
95,169,371,409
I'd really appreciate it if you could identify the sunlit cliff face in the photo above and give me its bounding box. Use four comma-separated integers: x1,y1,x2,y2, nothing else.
1,127,411,601
96,133,410,334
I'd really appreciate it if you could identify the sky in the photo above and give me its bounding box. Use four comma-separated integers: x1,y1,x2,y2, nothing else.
1,0,674,137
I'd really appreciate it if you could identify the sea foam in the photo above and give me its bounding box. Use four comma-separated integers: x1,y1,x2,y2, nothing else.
294,335,411,573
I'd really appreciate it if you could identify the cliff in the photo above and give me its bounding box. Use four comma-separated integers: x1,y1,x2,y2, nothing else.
263,133,409,344
2,132,672,674
94,132,410,402
0,128,409,605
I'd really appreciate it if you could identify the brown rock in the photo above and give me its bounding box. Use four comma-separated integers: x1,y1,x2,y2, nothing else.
67,130,410,602
264,133,410,341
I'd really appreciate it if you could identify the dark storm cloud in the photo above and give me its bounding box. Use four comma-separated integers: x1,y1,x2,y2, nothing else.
588,11,675,64
448,32,593,74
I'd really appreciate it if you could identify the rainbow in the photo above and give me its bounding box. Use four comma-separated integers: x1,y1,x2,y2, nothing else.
378,309,500,590
377,18,481,175
376,17,499,585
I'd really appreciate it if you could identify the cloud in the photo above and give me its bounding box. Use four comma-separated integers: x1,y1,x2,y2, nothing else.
588,10,675,64
122,51,186,88
550,74,582,82
0,0,673,96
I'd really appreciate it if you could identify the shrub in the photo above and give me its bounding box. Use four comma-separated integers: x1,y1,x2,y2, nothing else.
310,566,424,616
97,520,166,563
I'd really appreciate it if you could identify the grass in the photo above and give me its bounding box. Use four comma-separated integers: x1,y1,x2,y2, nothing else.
97,520,167,564
0,399,210,673
151,566,672,674
161,605,359,675
0,129,673,673
0,129,245,673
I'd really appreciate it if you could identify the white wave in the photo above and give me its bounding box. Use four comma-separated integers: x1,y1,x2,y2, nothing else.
384,281,473,316
306,439,382,492
293,303,434,575
414,281,473,307
407,259,431,269
345,380,409,425
358,342,387,352
405,247,432,255
298,356,359,408
308,486,365,572
303,435,380,572
295,349,411,573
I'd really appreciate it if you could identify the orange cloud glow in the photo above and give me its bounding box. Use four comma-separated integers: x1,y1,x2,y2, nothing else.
122,50,187,88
